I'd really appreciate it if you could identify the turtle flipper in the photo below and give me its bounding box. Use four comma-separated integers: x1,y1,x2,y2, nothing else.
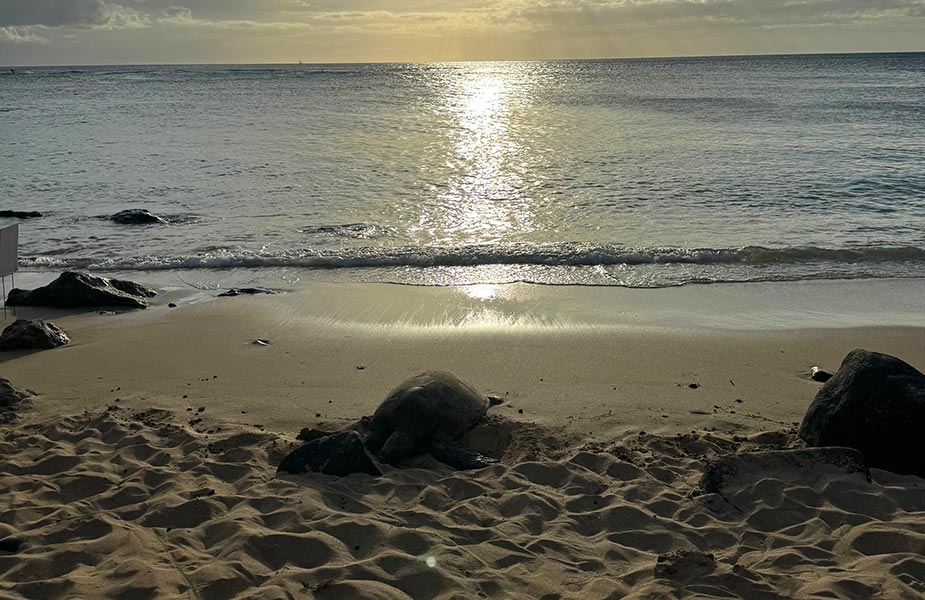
431,437,498,470
379,430,415,465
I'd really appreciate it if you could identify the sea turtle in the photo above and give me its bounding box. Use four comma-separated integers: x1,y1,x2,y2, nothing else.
364,371,502,470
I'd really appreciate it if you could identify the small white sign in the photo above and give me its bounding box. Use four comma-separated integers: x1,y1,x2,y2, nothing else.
0,224,18,277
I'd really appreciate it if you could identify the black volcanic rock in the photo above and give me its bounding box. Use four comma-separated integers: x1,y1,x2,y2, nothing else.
218,288,281,297
6,271,156,309
110,209,167,225
799,349,925,477
0,210,42,219
278,431,381,477
0,379,33,409
0,319,70,351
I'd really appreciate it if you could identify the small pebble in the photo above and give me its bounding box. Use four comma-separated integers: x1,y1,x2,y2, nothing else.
168,303,177,308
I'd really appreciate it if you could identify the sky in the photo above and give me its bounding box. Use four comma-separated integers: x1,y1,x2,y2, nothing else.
1,0,924,65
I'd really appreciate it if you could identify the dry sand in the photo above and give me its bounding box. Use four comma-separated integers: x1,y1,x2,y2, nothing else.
1,281,925,599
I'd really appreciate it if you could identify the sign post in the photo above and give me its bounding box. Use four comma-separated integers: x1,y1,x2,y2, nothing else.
0,224,19,319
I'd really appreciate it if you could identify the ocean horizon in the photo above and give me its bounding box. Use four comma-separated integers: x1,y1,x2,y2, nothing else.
5,49,925,68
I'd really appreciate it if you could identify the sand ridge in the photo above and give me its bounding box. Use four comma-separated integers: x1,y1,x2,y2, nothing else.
2,404,924,599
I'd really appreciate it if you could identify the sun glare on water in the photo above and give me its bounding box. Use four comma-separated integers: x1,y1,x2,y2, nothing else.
413,64,543,251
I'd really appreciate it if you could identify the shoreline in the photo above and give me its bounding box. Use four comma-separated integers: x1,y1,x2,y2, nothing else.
8,273,925,329
4,279,925,437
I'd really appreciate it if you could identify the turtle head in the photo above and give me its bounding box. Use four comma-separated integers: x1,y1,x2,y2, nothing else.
364,426,387,454
379,430,415,465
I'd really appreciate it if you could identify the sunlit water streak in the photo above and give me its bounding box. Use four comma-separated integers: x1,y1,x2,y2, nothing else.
2,54,925,288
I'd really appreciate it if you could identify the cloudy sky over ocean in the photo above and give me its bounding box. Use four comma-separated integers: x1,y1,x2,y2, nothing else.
2,0,924,64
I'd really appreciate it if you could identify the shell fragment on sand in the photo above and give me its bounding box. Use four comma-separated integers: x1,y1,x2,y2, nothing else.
810,366,833,382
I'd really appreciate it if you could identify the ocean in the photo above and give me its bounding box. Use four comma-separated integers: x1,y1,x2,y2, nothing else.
2,53,925,290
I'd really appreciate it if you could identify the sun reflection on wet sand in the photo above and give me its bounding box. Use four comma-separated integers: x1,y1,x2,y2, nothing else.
463,283,499,301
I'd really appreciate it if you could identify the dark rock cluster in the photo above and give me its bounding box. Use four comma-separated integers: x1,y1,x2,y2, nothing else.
109,209,167,225
0,319,69,351
218,288,281,297
0,210,42,219
6,271,155,309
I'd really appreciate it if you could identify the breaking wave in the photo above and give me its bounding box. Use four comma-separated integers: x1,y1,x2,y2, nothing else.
20,243,925,273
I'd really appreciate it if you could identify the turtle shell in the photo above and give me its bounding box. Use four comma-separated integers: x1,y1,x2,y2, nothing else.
367,372,490,448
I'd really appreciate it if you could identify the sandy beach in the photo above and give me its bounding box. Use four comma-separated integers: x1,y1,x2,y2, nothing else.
2,280,925,599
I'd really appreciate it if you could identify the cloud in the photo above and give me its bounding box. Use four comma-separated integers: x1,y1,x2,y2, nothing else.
512,0,925,31
159,6,193,24
1,0,923,61
0,25,47,43
0,0,147,29
6,0,922,36
140,0,925,38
